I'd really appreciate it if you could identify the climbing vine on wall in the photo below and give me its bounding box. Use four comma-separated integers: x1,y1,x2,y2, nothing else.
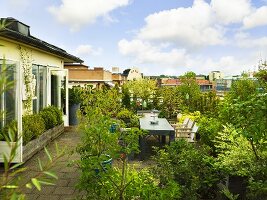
19,46,34,114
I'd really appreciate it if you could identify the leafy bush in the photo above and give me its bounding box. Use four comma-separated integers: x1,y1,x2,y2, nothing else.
153,140,220,200
117,109,139,127
69,86,82,105
39,110,57,130
117,108,133,120
43,106,63,125
198,116,223,153
39,106,63,130
22,114,45,145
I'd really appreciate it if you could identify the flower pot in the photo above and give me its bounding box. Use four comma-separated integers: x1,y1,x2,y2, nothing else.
228,175,248,200
94,155,112,174
69,103,80,125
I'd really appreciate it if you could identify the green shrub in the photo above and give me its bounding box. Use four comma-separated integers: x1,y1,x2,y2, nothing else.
22,114,45,145
40,106,63,130
153,140,220,200
43,106,63,125
39,110,57,130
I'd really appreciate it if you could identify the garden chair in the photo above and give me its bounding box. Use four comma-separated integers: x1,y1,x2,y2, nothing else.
171,117,190,129
175,120,198,142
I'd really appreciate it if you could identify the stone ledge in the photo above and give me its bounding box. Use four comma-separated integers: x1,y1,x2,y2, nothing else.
23,124,64,162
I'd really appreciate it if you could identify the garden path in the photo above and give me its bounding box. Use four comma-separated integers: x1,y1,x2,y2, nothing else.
21,126,82,200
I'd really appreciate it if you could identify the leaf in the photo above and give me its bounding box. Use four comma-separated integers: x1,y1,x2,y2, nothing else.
2,185,19,189
2,154,8,167
10,162,24,170
26,183,32,189
31,178,41,191
38,180,56,186
10,167,27,177
43,171,58,179
38,158,43,171
44,147,52,162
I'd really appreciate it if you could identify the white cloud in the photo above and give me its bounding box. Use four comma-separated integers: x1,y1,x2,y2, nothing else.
235,33,267,48
48,0,130,31
75,44,103,56
138,0,225,47
117,0,265,75
118,39,188,67
118,39,257,75
211,0,252,24
243,6,267,29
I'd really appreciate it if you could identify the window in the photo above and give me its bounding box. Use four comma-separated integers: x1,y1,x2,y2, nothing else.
32,65,46,113
0,60,17,129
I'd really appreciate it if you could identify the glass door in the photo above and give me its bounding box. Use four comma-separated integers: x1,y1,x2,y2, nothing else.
48,68,68,125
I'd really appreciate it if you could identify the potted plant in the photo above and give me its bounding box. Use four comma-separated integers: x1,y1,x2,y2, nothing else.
68,86,82,125
77,108,119,172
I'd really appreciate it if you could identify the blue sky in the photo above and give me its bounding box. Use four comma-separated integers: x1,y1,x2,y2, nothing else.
2,0,267,75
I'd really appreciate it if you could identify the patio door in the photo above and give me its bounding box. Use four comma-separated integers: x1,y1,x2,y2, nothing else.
48,68,69,126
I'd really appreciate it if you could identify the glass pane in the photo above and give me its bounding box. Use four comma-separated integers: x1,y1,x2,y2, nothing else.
39,66,45,110
61,76,66,115
0,60,17,130
32,65,38,113
51,74,59,107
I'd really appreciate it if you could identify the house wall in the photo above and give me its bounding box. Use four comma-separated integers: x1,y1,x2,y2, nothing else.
0,38,69,125
0,39,63,68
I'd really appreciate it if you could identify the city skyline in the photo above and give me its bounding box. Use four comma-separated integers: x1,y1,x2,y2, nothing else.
1,0,267,75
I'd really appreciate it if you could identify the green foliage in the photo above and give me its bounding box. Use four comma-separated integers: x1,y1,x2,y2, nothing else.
0,134,65,199
192,91,220,116
81,87,121,117
22,114,46,145
153,140,220,200
39,106,63,130
198,116,223,152
157,87,181,119
218,183,239,200
122,79,157,111
116,109,139,128
178,72,201,112
214,125,256,176
0,120,18,141
117,108,133,120
69,85,82,105
121,86,131,109
254,69,267,91
42,105,63,125
226,78,258,101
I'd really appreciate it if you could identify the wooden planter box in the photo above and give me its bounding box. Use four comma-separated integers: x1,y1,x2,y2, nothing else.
0,124,64,163
23,124,64,162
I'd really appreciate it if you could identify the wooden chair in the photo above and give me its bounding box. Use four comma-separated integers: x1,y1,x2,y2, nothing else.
175,120,198,142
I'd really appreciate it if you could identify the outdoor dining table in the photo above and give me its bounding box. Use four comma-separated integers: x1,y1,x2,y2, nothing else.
139,116,175,159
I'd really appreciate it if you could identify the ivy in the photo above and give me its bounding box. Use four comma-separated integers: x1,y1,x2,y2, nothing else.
19,46,34,114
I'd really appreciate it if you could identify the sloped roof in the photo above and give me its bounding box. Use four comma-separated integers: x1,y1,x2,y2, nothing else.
0,18,83,63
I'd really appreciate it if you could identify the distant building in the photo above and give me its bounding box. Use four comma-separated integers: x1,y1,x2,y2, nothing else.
196,75,208,80
160,78,213,92
215,75,257,97
64,64,114,89
196,80,213,91
111,67,127,86
209,71,224,82
123,67,142,81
